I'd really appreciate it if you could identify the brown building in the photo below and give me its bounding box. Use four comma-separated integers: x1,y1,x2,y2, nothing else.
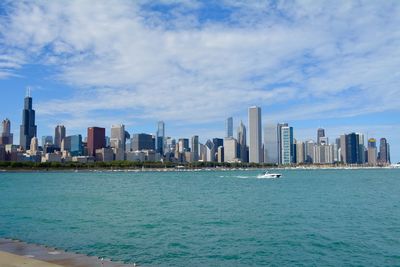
87,127,106,157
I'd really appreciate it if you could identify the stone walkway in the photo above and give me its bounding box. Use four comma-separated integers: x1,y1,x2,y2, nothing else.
0,239,136,267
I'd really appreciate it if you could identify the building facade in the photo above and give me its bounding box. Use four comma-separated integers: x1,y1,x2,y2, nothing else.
248,106,262,163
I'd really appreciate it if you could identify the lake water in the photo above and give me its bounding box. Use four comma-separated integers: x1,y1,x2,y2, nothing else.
0,169,399,266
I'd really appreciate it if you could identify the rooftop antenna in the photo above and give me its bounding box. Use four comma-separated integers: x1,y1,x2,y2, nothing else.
26,87,31,97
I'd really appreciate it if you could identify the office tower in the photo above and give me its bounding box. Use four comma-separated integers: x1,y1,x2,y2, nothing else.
131,133,155,151
156,121,165,155
248,106,262,163
304,140,315,163
264,124,278,164
313,144,334,164
1,118,13,145
191,135,199,161
317,128,325,145
226,117,233,138
217,146,224,163
111,124,126,150
223,137,238,162
280,125,293,165
54,125,66,149
345,133,360,164
63,135,83,156
357,133,366,164
277,123,288,164
30,136,39,155
339,135,347,163
296,141,305,164
237,120,247,163
204,140,214,162
87,127,106,157
20,91,37,150
379,138,389,164
213,138,223,150
367,138,377,165
42,136,53,146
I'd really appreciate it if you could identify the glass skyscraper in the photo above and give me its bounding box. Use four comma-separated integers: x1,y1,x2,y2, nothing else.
20,92,37,150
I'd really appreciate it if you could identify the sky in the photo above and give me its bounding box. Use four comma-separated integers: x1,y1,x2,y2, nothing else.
0,0,399,162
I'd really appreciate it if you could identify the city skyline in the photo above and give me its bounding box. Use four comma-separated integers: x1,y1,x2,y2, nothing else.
0,1,399,162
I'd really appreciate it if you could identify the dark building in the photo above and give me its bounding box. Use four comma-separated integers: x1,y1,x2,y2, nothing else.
156,121,165,155
213,138,223,150
379,138,390,164
19,93,37,150
345,133,361,164
131,133,155,151
87,127,105,157
317,128,325,145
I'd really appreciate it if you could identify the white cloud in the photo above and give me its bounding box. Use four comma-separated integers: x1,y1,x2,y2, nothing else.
0,0,400,137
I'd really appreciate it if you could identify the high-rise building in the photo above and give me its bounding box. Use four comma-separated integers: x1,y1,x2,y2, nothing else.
357,133,366,164
131,133,155,151
264,124,278,164
191,135,199,161
345,133,360,164
226,117,233,138
280,125,293,165
54,125,66,149
296,141,305,164
223,137,238,162
248,106,262,163
304,140,315,163
317,128,325,145
204,140,214,162
156,121,165,155
20,91,37,150
110,124,126,150
367,138,377,165
1,119,13,145
29,136,39,155
63,135,83,156
178,138,190,153
87,127,106,157
379,138,390,164
237,120,247,163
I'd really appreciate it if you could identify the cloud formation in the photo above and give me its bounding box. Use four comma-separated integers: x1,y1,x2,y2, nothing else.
1,0,399,127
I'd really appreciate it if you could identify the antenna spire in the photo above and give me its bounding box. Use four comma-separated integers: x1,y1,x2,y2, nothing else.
26,87,31,97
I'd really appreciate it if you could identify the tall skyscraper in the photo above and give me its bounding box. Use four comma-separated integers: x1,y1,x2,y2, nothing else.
87,127,106,157
63,135,83,156
248,106,262,163
54,125,66,149
296,141,305,164
237,120,247,163
111,124,126,150
1,118,13,145
264,124,278,164
280,125,293,165
226,117,233,138
317,128,325,145
191,135,199,161
156,121,165,155
20,91,37,150
367,138,377,165
379,138,390,164
345,133,360,164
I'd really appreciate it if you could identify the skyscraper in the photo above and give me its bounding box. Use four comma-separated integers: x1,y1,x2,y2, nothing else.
131,133,155,151
280,125,293,165
63,135,83,156
226,117,233,138
345,133,360,164
111,124,126,150
264,124,278,164
317,128,325,145
42,136,53,146
237,120,247,163
20,91,37,150
191,135,199,161
367,138,377,165
248,106,262,163
156,121,165,155
1,118,13,145
379,138,390,164
87,127,106,157
223,137,237,162
54,125,66,149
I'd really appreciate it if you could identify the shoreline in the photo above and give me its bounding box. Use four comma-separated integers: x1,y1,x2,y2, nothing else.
0,238,136,267
0,165,398,173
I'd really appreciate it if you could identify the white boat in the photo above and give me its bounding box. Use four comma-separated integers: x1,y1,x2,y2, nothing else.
257,171,282,179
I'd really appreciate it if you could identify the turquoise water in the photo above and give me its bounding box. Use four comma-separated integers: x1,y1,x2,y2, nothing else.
0,169,400,266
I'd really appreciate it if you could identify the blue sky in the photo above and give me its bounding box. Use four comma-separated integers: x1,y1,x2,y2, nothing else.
0,0,399,162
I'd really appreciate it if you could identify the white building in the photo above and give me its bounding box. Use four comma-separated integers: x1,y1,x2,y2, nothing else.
248,106,262,163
